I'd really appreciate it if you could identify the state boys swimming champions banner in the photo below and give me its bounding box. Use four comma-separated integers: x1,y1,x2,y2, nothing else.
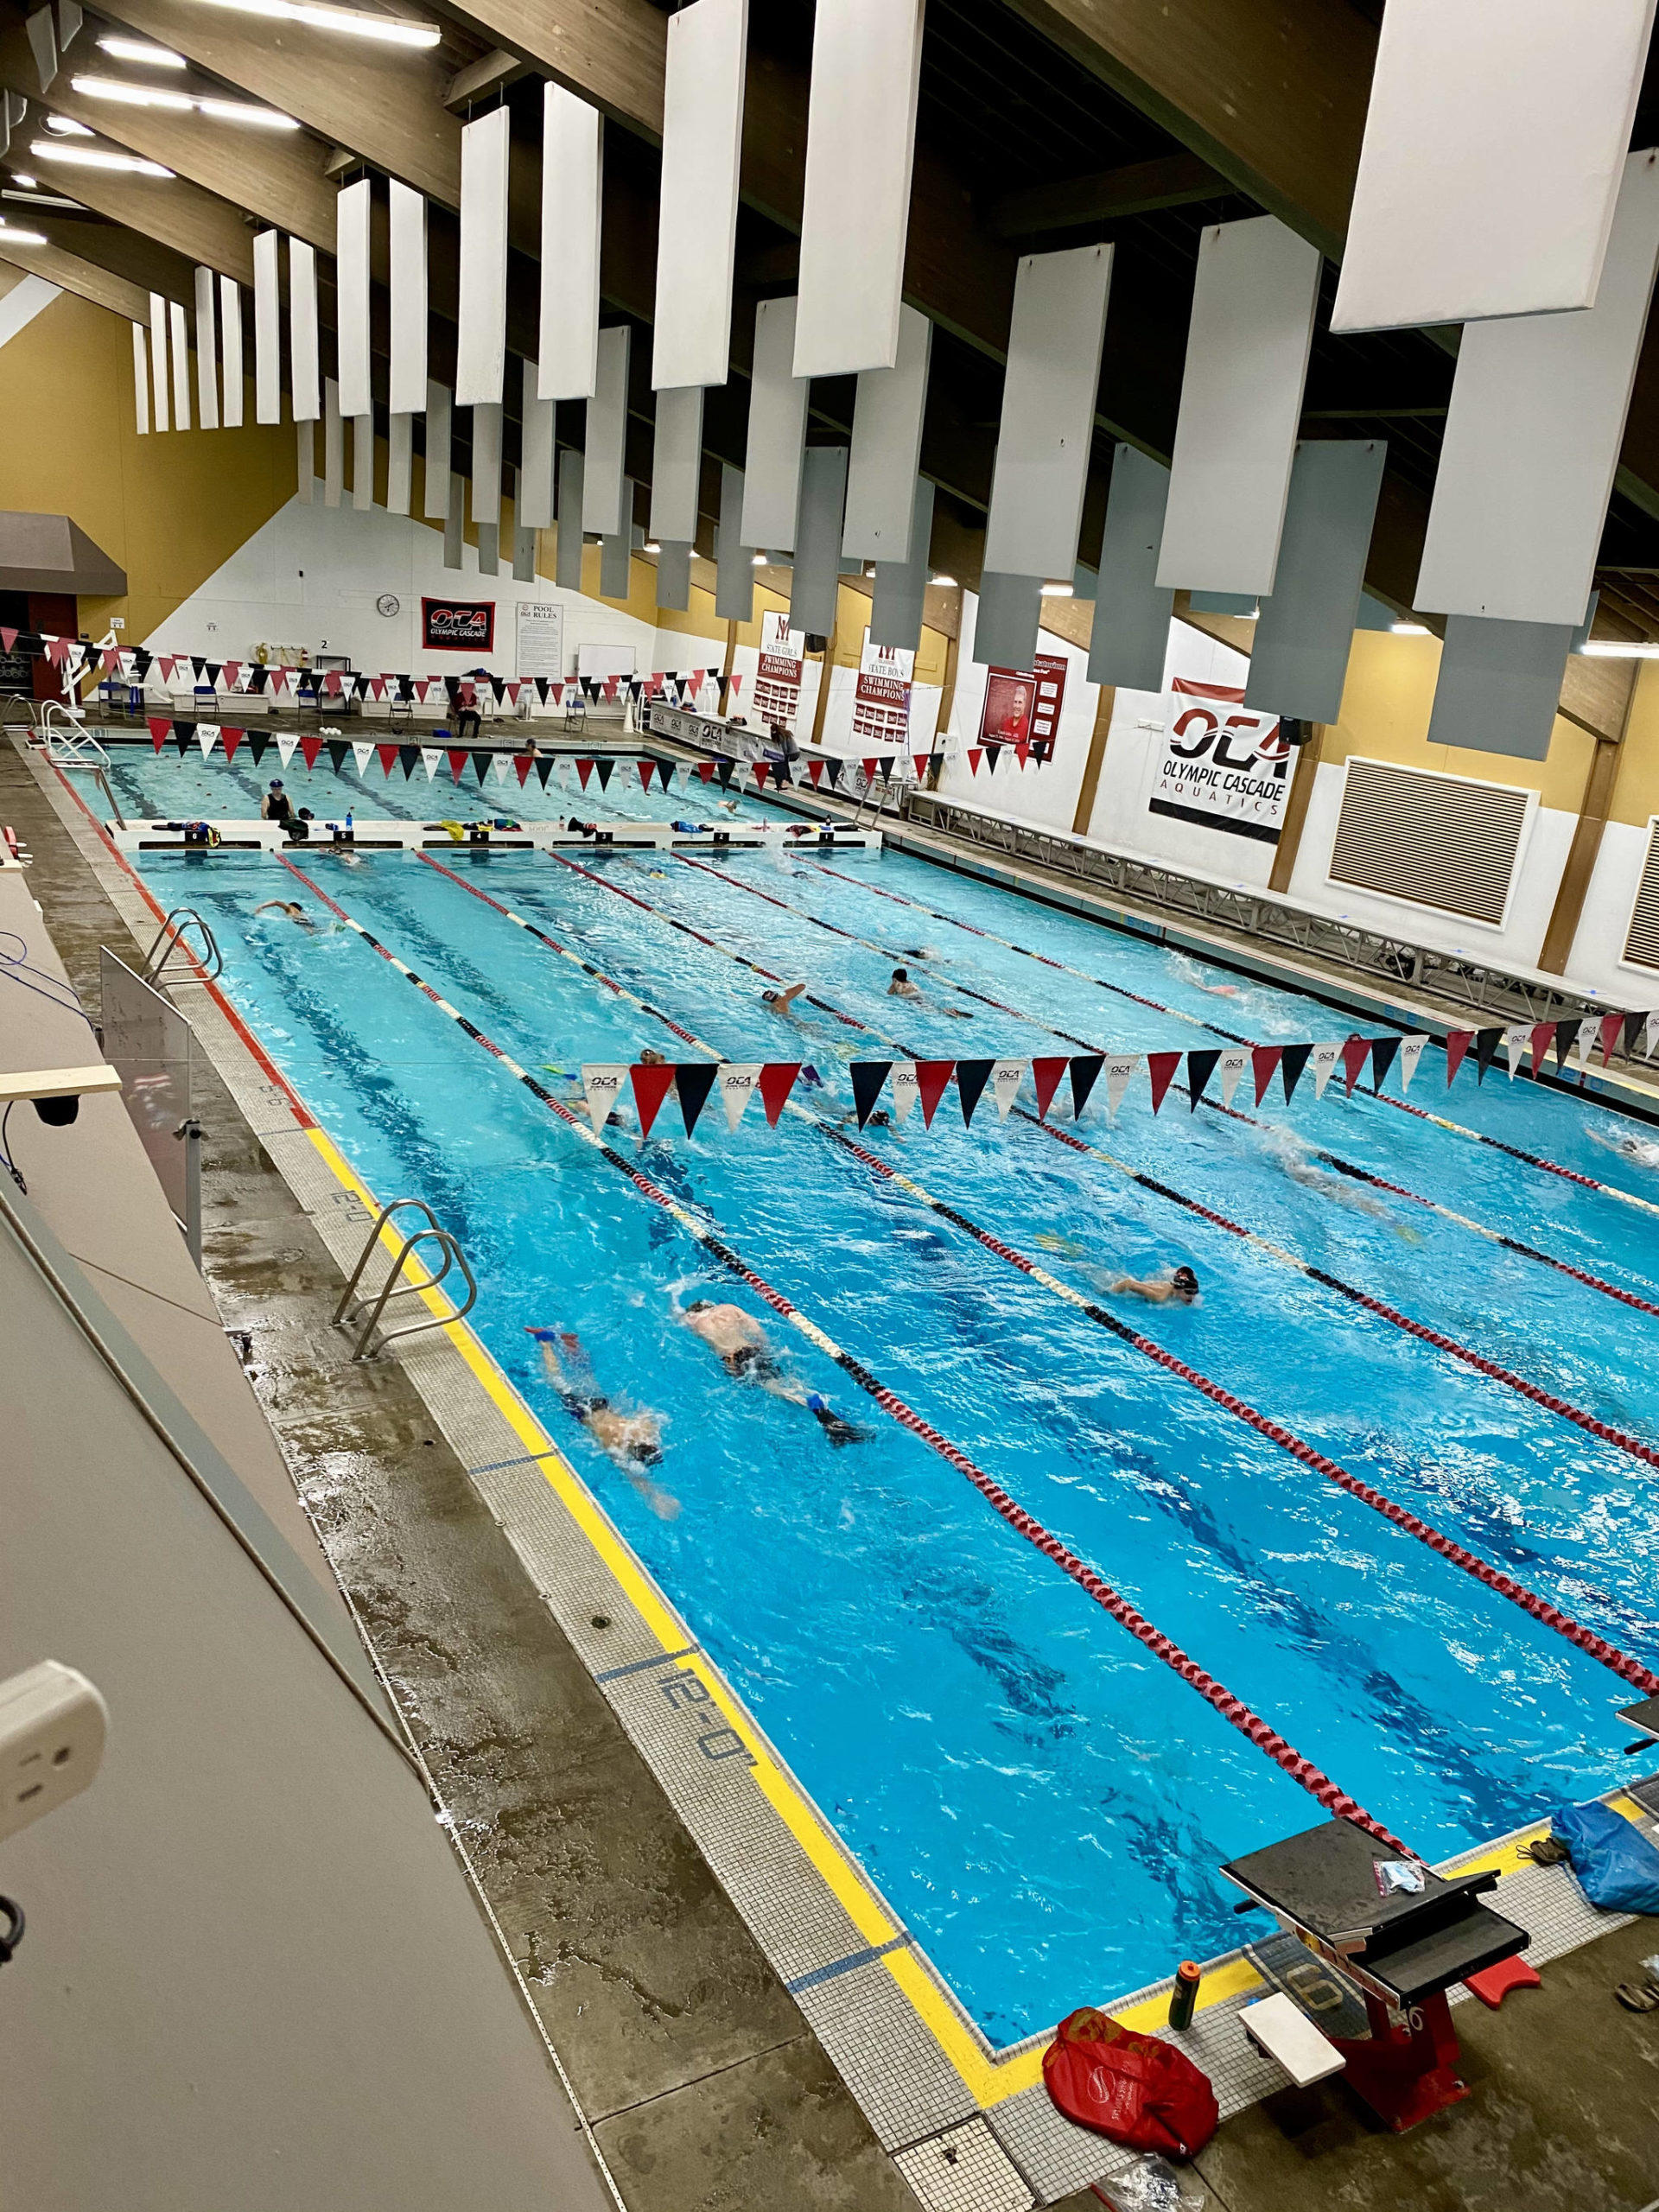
1149,678,1291,845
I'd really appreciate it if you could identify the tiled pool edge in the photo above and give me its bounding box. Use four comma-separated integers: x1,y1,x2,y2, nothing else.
27,740,1658,2210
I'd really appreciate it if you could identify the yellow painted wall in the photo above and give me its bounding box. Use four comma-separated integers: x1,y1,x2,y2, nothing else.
0,289,296,641
1607,658,1659,829
1324,630,1598,812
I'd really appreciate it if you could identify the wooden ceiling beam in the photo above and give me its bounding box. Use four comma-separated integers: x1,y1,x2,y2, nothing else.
0,232,149,319
990,151,1229,238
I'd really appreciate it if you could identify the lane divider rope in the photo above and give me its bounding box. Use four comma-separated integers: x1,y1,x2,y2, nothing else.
804,857,1659,1222
562,850,1659,1465
280,852,1412,1849
415,849,1659,1700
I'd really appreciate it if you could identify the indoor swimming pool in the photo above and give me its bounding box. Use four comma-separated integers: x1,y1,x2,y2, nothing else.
78,750,1659,2050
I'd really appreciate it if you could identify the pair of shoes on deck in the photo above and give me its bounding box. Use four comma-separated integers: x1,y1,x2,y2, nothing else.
1614,1977,1659,2012
1520,1834,1573,1867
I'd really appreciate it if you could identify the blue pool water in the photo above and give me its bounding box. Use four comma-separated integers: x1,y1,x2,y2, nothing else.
82,752,1659,2047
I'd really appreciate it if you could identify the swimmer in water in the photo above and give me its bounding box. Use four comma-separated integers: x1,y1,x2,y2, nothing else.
680,1299,868,1444
1587,1124,1659,1170
888,964,974,1017
639,1048,666,1066
1262,1125,1424,1240
526,1327,679,1517
253,899,317,931
1105,1264,1200,1306
762,981,808,1019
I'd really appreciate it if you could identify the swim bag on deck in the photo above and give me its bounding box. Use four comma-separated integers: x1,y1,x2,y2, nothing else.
1552,1800,1659,1915
1042,2007,1219,2158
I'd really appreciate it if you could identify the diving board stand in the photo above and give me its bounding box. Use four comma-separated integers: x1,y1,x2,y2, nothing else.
1223,1817,1528,2132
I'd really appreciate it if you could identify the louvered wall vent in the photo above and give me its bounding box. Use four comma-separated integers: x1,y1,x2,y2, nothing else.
1623,819,1659,971
1329,758,1529,925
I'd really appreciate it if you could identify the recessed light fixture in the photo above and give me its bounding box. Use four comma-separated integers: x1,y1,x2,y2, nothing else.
643,539,661,554
72,76,301,128
188,0,442,48
1039,581,1073,598
928,573,957,588
751,551,767,566
32,140,175,175
1390,621,1430,635
97,35,187,66
43,116,95,136
1579,639,1659,658
10,175,36,187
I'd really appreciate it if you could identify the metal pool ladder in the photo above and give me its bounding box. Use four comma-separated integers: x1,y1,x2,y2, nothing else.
333,1197,477,1362
141,908,223,984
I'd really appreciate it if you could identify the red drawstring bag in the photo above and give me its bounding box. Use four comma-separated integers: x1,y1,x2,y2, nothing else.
1043,2007,1219,2158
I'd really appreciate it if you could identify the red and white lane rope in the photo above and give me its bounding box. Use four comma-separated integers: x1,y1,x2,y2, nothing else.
803,857,1659,1222
550,850,1659,1466
415,849,1659,1701
278,853,1412,1849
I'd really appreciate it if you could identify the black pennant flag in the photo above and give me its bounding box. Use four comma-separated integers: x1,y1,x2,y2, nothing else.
1370,1035,1401,1094
1281,1041,1313,1103
1472,1026,1503,1082
473,749,492,785
1069,1053,1104,1120
676,1062,720,1136
131,647,153,680
877,755,895,783
445,676,461,704
1624,1010,1647,1055
327,740,350,774
772,760,793,786
490,677,507,704
656,759,675,791
956,1058,995,1127
203,662,222,686
826,758,842,788
716,760,735,790
534,755,555,788
535,677,550,704
595,758,614,791
247,733,271,767
1186,1048,1222,1109
172,723,192,754
850,1062,892,1128
983,742,1001,774
190,657,207,682
398,744,421,779
248,664,268,692
1554,1017,1583,1071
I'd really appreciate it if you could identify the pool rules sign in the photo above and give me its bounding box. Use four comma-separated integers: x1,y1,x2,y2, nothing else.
1148,678,1292,845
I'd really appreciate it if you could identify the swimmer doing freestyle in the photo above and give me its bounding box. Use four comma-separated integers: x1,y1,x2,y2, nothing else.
679,1299,868,1444
526,1327,680,1518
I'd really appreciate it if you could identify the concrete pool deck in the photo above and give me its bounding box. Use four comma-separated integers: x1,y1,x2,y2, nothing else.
10,729,1658,2209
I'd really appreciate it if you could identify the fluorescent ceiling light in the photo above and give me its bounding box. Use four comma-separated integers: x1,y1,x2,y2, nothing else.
43,116,95,136
10,175,36,186
97,36,187,66
929,573,957,588
1391,620,1430,635
72,75,300,128
1579,639,1659,658
0,226,48,244
751,551,767,566
3,189,79,207
187,0,442,48
32,141,174,175
1040,581,1072,597
643,539,661,554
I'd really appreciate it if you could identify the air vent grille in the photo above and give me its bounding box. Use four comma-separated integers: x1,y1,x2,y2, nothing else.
1330,758,1528,925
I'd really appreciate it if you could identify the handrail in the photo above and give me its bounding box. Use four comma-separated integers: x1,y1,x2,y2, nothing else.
332,1197,477,1361
141,907,223,983
92,765,128,831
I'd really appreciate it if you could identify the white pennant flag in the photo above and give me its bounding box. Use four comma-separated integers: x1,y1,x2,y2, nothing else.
581,1064,628,1135
421,747,442,781
1217,1048,1250,1109
352,741,374,775
1574,1021,1598,1070
889,1062,920,1125
719,1063,761,1133
1398,1034,1428,1092
276,734,299,768
1310,1040,1341,1098
990,1058,1026,1119
1103,1052,1141,1122
1502,1021,1531,1078
1644,1008,1659,1059
195,724,219,757
489,751,512,783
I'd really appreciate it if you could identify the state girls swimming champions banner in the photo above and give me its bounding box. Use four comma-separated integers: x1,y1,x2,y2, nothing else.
1149,678,1291,845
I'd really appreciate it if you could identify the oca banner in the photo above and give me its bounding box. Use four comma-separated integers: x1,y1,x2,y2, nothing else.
1148,678,1290,846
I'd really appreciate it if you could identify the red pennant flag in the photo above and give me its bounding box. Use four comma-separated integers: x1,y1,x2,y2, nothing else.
1015,739,1031,768
221,662,241,689
696,761,715,783
44,635,71,667
375,743,398,776
300,735,324,769
1340,1036,1370,1096
915,1061,955,1128
1250,1045,1282,1105
1147,1052,1183,1115
322,669,341,696
447,748,470,782
220,728,244,763
753,763,770,789
550,683,565,706
807,759,825,789
968,748,983,776
0,627,16,653
1031,1056,1069,1121
758,1062,801,1127
1599,1010,1625,1064
100,646,121,673
691,669,707,690
638,760,654,791
728,672,743,698
268,667,289,696
514,755,533,785
862,758,879,782
505,682,521,705
1529,1021,1557,1076
149,716,170,751
576,758,594,789
913,753,931,779
630,1062,677,1139
1445,1030,1474,1084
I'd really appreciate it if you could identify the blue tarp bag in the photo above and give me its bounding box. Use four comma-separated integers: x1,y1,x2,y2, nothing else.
1553,1800,1659,1914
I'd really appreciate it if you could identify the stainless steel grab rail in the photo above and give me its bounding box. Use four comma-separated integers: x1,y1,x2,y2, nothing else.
332,1198,478,1362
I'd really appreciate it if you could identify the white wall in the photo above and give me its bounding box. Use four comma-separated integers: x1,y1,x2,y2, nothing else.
931,588,1102,833
1567,811,1658,995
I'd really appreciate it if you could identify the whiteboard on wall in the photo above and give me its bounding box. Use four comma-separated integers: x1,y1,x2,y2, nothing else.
516,601,564,681
576,642,636,679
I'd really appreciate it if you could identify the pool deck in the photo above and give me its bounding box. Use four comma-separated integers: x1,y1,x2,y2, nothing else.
10,728,1659,2209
